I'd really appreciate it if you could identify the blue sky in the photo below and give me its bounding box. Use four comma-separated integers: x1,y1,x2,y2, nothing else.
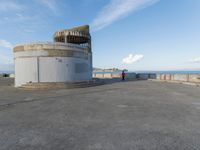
0,0,200,71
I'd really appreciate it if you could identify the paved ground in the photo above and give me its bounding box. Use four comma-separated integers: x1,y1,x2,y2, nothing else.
0,78,200,150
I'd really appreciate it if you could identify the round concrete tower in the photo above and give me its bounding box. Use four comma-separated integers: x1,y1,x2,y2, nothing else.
14,25,93,87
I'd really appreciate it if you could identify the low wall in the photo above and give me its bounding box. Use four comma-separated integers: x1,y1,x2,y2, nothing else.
137,74,148,80
126,73,137,79
93,72,136,79
137,73,157,80
93,73,200,84
156,74,200,84
173,74,188,82
189,74,200,83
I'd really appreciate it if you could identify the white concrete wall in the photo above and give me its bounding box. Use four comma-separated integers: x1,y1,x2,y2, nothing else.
189,74,200,83
160,74,165,80
15,58,39,87
173,74,188,82
156,74,161,80
137,74,149,80
39,57,91,83
93,73,136,79
156,74,200,84
103,73,113,79
112,73,121,78
88,53,93,79
15,57,92,87
125,73,136,79
93,74,104,78
165,74,171,81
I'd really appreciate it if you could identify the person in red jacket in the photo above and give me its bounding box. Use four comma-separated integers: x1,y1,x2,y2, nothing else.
121,70,126,81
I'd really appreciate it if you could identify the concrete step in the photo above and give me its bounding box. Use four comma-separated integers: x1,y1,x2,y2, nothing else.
20,79,104,90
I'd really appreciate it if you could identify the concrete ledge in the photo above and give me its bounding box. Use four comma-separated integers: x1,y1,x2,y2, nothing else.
19,79,104,90
14,42,89,53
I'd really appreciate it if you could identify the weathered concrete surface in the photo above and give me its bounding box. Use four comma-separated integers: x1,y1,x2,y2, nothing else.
0,78,200,150
93,72,136,79
157,74,200,83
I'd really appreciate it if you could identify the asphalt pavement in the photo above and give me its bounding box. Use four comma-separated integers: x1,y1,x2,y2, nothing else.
0,78,200,150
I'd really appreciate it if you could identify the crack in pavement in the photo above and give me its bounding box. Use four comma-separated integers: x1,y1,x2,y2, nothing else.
0,88,120,111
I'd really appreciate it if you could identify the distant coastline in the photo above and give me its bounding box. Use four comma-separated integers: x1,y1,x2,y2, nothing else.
0,71,14,74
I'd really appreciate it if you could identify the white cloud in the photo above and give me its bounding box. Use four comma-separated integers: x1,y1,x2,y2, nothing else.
0,40,13,49
0,1,23,12
122,54,144,64
189,57,200,63
37,0,59,14
91,0,159,31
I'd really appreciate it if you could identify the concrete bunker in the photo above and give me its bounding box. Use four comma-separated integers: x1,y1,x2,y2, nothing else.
14,25,93,88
